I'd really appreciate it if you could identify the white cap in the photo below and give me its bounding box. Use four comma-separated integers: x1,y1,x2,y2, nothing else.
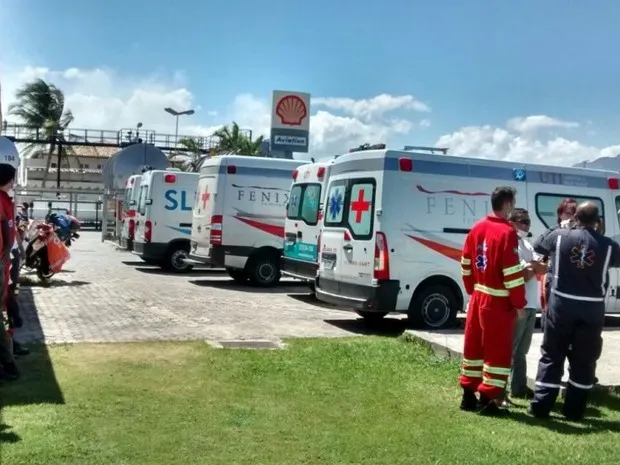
0,136,20,169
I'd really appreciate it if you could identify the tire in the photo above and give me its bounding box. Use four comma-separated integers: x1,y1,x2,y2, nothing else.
246,252,281,287
356,311,388,323
36,267,54,284
227,268,248,283
162,243,193,273
408,284,458,329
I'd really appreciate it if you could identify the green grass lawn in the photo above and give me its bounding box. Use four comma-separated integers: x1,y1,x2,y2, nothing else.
2,337,620,465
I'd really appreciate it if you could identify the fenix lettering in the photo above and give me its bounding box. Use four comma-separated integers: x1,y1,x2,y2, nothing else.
237,190,290,204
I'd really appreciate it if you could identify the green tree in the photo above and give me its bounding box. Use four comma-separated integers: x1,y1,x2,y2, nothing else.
177,137,205,172
213,121,264,155
9,78,74,187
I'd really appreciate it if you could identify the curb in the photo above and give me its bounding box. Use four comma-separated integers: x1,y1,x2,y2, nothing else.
401,331,618,393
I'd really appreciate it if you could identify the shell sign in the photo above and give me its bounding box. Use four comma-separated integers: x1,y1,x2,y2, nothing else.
270,90,311,153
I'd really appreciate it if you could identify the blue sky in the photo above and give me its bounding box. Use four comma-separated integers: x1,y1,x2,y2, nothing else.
2,0,620,163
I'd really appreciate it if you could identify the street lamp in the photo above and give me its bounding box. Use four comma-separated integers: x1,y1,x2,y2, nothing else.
164,107,195,150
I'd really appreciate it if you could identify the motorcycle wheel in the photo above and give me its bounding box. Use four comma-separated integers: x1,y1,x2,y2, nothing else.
36,267,55,283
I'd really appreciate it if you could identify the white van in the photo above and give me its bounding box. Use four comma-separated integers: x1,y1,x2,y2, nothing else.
133,169,199,272
282,161,332,285
189,155,305,286
120,174,142,250
315,148,620,328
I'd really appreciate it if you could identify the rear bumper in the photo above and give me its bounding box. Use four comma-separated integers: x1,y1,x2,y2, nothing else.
281,256,318,282
133,241,167,260
190,244,256,268
120,237,133,251
315,277,400,312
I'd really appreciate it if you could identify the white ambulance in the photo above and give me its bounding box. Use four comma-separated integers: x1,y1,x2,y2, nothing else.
133,169,199,272
190,155,305,286
282,161,332,285
315,148,620,328
120,174,142,250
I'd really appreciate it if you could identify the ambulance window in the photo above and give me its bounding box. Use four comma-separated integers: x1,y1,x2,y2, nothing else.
535,193,604,228
324,181,347,225
137,185,149,215
300,184,321,225
123,188,132,208
347,181,375,238
287,185,303,219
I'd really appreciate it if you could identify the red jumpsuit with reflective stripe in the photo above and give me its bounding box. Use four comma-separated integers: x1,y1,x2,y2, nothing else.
0,191,12,338
459,215,527,400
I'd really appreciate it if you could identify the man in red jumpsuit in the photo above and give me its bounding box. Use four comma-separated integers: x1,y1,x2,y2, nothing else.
459,186,527,416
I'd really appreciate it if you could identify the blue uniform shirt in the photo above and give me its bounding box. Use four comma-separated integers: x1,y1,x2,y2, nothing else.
533,227,620,303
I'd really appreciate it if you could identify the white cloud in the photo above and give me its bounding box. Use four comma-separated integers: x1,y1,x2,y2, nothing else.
506,115,579,134
0,65,431,158
436,119,620,166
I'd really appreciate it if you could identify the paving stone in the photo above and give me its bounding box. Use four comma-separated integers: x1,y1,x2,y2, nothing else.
14,231,364,345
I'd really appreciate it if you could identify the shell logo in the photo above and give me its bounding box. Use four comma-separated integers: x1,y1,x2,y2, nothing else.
275,95,307,126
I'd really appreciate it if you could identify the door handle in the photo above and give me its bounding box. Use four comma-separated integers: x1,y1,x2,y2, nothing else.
343,243,353,251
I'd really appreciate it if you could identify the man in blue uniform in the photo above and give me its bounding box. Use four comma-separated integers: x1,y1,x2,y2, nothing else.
529,202,620,421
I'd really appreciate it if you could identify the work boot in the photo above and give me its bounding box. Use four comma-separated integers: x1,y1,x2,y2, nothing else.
479,394,509,417
528,404,550,419
460,389,478,412
12,340,29,356
0,362,20,381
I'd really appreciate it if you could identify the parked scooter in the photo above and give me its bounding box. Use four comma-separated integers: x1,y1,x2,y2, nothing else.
22,220,72,283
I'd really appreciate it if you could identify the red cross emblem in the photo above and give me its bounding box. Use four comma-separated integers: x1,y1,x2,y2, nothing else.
201,187,211,209
350,189,371,223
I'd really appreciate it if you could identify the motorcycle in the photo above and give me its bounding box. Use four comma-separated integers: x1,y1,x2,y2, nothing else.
21,220,73,283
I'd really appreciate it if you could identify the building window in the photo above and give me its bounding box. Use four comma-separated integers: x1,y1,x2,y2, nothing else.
51,163,57,168
97,164,102,169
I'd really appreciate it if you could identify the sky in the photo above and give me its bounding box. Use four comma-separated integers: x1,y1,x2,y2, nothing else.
1,0,620,165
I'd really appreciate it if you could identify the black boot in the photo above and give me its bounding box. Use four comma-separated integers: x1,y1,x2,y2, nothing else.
13,340,29,356
479,394,509,417
460,389,478,412
528,403,550,419
0,362,20,381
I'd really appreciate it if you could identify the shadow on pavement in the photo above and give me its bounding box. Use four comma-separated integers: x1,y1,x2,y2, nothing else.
0,286,65,446
325,316,410,338
121,260,148,266
20,278,90,288
190,279,307,294
135,267,227,277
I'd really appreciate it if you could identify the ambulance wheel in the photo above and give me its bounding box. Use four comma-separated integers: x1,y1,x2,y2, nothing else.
356,311,388,323
408,284,458,329
246,252,281,287
227,268,248,283
163,244,193,273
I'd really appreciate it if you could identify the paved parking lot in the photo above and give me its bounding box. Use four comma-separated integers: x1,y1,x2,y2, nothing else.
15,231,380,345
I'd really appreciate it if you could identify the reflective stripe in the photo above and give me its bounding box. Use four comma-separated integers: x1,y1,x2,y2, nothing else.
461,268,471,276
463,358,484,367
568,379,594,390
504,277,525,289
601,245,612,297
483,364,511,376
551,289,605,302
461,257,471,265
461,369,483,378
553,235,562,289
535,381,561,389
473,284,509,297
502,264,522,276
482,376,506,388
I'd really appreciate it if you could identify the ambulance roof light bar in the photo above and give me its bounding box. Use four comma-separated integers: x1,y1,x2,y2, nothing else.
403,145,448,154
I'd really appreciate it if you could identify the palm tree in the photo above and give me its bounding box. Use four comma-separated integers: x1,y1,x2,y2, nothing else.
177,137,205,172
213,121,264,155
9,78,74,187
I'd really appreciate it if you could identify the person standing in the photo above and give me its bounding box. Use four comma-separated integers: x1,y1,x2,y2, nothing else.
504,208,546,404
459,186,527,416
529,202,620,421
